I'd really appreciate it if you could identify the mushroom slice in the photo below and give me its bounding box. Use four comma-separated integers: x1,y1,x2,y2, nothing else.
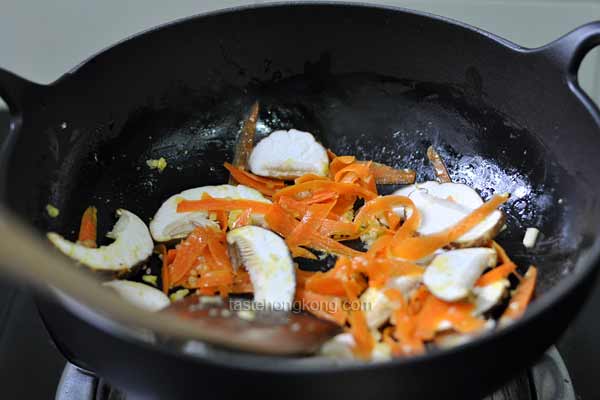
248,129,329,179
386,274,423,298
472,279,510,316
360,287,399,329
103,280,170,312
47,209,153,272
320,333,391,362
226,226,295,310
393,181,504,247
150,184,270,242
423,248,497,302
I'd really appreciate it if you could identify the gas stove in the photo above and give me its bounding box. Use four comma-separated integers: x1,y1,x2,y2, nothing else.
55,347,575,400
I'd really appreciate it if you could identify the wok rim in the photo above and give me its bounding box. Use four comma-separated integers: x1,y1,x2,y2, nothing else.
4,0,600,374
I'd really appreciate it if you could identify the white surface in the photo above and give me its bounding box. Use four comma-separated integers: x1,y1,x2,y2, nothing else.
0,0,598,110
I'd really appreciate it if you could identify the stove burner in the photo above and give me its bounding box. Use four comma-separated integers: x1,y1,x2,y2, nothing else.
55,347,575,400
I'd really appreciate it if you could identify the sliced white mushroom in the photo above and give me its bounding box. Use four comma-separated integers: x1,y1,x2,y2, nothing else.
47,209,153,271
103,280,170,312
360,287,399,329
320,333,391,362
386,274,423,299
393,181,504,247
248,129,329,179
423,248,497,302
226,226,295,310
150,184,270,242
472,279,510,316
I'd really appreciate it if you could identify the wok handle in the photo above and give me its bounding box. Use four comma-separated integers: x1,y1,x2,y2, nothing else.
536,21,600,80
0,67,42,115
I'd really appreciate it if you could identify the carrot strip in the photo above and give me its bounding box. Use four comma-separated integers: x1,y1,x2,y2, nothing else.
329,155,356,178
355,258,424,288
318,218,360,239
366,162,416,185
291,246,318,260
265,203,298,237
230,101,259,177
231,208,252,229
500,266,537,324
427,146,452,183
294,288,347,326
195,269,234,288
390,194,508,260
387,291,425,356
177,198,272,214
295,174,330,184
286,202,334,248
295,267,316,289
168,228,209,285
354,195,414,228
415,293,484,340
77,206,98,248
305,257,366,298
326,149,338,161
348,306,375,359
224,162,285,196
476,262,517,287
492,241,512,265
273,180,376,202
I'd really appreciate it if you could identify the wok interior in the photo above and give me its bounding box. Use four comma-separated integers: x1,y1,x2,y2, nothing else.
10,72,576,296
3,4,599,322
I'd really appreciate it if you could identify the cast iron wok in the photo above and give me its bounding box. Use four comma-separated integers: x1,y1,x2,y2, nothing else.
1,2,600,399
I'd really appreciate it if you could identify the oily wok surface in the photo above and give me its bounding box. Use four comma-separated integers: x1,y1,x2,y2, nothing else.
9,71,575,298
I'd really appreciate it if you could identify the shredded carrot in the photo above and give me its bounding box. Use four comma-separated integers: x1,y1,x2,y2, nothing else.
390,193,509,260
348,306,375,359
230,269,253,293
365,162,416,184
295,173,330,184
155,245,170,294
415,293,485,340
286,202,335,248
476,262,517,287
177,198,272,214
77,206,98,248
354,258,424,288
265,203,298,237
492,241,512,265
354,195,415,228
230,101,259,174
427,146,452,183
294,288,348,326
329,155,356,178
334,161,377,194
273,180,376,202
500,266,537,324
291,246,318,259
326,148,338,162
386,290,425,356
168,228,209,285
224,162,285,196
295,267,316,289
305,257,366,298
318,218,360,239
231,208,252,229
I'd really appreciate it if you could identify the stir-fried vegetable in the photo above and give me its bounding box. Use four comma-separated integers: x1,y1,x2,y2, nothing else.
47,115,538,360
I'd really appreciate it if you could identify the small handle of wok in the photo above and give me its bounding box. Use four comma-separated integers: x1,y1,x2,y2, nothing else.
534,21,600,83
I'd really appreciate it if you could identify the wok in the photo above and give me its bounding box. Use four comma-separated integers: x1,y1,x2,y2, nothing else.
1,3,600,399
